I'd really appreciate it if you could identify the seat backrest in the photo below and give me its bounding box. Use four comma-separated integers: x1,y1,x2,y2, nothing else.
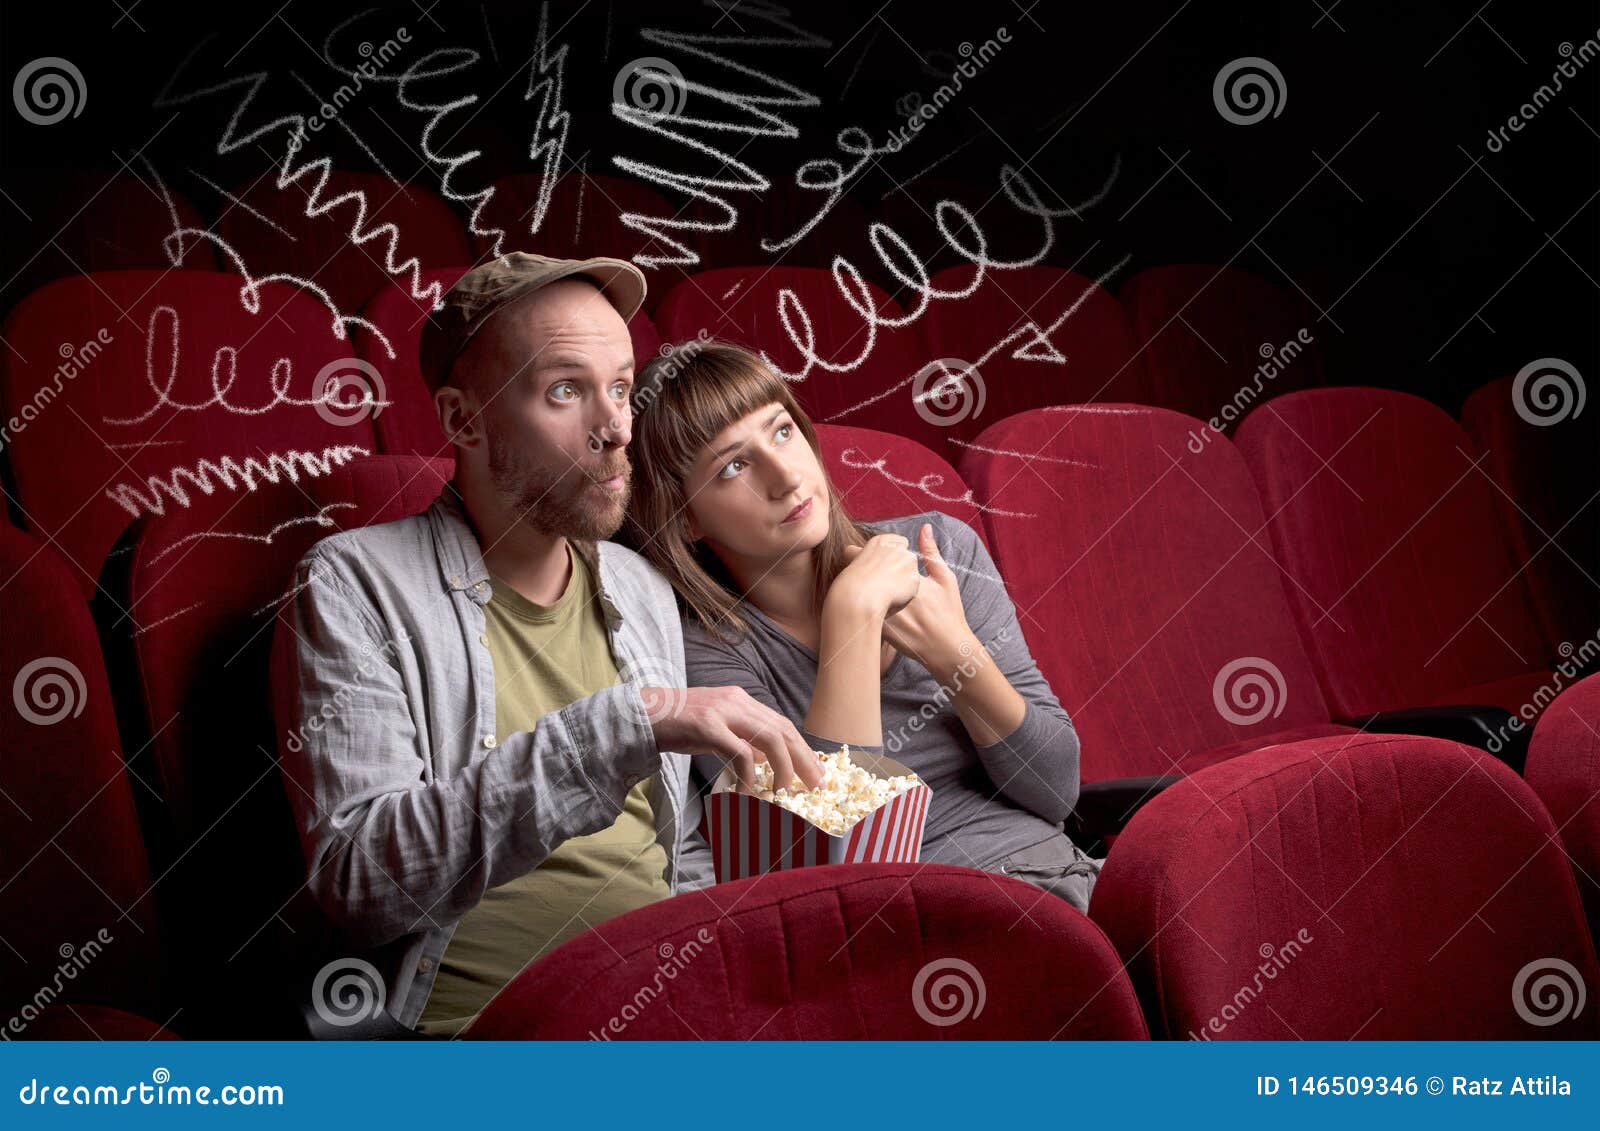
815,423,985,540
1091,731,1600,1039
1235,388,1549,718
124,455,450,1030
0,171,216,314
653,267,930,443
356,267,663,457
1120,264,1320,428
1461,373,1599,653
1526,673,1600,940
217,172,471,313
0,271,381,599
0,525,161,1020
921,265,1149,442
959,405,1332,781
466,863,1148,1039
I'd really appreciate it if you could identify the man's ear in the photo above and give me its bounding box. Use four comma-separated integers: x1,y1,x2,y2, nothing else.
434,384,483,449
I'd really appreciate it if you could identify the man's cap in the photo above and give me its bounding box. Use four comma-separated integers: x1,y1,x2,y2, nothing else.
418,252,648,389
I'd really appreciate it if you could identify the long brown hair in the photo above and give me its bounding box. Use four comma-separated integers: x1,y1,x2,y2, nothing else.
624,341,871,639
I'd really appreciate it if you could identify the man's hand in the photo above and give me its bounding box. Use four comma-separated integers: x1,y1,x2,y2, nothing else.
644,685,825,791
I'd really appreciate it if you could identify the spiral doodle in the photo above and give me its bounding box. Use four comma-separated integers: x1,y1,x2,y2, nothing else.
613,57,687,117
1511,357,1585,427
311,957,387,1028
312,358,389,427
12,57,86,126
1512,957,1587,1027
911,358,986,428
12,657,88,726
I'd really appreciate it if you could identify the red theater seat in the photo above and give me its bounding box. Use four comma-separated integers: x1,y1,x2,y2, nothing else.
959,405,1352,786
0,171,216,313
218,172,471,313
1091,732,1600,1039
466,863,1148,1040
1526,674,1600,940
14,1004,179,1041
654,267,932,445
1236,388,1551,719
0,271,381,598
920,265,1149,442
1120,264,1321,429
1461,374,1599,654
0,525,163,1025
356,267,663,457
125,455,450,1035
815,423,985,540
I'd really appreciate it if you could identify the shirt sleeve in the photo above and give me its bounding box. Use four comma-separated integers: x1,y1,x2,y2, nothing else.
933,511,1082,825
274,549,662,947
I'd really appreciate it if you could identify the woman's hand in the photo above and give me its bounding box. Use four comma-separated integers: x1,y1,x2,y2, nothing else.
826,532,922,620
881,523,978,681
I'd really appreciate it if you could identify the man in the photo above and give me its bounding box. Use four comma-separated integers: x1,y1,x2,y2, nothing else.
275,253,823,1035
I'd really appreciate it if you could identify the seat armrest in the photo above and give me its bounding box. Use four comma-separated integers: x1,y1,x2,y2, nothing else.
1068,775,1184,848
1345,705,1525,772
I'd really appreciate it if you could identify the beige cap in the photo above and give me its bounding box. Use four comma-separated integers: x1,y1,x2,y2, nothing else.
418,252,648,389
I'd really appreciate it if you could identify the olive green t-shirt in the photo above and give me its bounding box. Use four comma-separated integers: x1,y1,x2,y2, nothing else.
416,543,670,1036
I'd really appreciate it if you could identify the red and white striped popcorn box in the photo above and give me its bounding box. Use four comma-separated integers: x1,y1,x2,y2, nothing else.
699,752,932,883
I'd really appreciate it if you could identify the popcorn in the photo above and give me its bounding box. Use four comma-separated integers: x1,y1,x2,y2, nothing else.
700,746,933,882
743,746,923,836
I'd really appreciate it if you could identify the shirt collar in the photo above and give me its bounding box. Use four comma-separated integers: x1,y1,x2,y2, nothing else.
425,483,626,629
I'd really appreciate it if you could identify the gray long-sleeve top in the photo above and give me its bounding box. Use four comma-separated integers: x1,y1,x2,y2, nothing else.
683,511,1082,871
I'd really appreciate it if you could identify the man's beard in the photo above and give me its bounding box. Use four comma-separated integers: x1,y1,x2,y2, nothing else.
487,426,631,541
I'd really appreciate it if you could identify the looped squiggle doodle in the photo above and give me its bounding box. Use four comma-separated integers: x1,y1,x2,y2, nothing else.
760,126,876,254
103,307,394,426
104,445,370,519
149,502,358,564
836,447,1034,519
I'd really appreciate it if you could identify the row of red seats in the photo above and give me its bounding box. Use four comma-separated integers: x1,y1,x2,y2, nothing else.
6,500,1599,1039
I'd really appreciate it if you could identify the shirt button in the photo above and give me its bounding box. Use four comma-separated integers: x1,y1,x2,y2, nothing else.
482,734,497,749
450,575,462,587
478,634,488,646
623,773,641,789
418,957,434,973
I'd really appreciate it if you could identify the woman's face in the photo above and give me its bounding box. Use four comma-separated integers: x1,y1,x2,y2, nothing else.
682,401,832,565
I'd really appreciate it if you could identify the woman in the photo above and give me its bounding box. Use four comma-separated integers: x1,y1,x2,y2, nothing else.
625,342,1101,912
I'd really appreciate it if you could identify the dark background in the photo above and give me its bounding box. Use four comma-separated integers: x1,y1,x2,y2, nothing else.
1,0,1596,412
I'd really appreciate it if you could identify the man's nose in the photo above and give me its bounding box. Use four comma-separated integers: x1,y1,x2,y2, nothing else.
590,405,632,450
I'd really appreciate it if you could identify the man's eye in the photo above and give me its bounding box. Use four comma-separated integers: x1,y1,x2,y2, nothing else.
718,458,747,480
549,382,579,403
610,382,630,401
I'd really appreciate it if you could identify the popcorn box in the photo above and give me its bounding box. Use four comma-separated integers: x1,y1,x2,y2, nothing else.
699,751,932,883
